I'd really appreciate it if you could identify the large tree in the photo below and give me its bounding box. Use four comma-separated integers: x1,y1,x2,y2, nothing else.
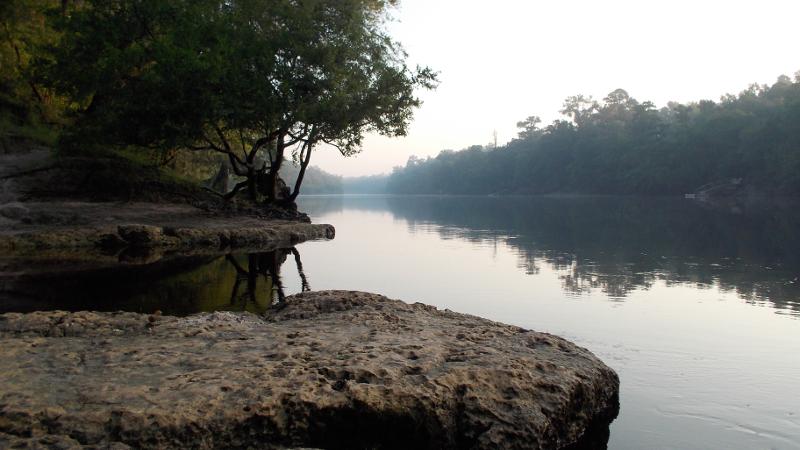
41,0,436,203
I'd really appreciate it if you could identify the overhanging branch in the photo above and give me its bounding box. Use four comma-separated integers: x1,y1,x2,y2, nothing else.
322,139,348,156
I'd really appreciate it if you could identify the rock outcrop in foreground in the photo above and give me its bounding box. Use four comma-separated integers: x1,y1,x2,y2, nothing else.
0,291,619,449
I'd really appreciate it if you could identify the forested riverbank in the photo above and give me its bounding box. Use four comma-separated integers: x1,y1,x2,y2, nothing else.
387,75,800,196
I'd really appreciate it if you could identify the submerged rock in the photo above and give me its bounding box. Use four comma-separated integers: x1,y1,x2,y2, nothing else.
0,291,619,449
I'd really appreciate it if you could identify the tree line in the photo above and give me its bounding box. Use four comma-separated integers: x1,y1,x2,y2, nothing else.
280,164,343,195
387,75,800,196
278,168,390,194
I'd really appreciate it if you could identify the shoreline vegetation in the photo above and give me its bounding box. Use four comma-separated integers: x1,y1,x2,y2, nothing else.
386,75,800,196
279,74,800,198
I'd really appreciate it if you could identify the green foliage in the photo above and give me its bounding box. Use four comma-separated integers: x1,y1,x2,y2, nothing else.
30,153,214,202
0,0,68,146
39,0,436,202
388,75,800,196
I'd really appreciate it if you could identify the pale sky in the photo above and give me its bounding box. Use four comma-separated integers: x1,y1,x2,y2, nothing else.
312,0,800,177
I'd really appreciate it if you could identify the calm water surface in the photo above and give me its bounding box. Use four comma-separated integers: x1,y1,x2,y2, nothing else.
297,196,800,450
2,195,799,449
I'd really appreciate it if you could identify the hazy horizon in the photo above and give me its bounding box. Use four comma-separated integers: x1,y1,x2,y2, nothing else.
311,0,800,177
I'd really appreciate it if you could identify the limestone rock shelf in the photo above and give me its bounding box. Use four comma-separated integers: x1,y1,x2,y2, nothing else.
0,201,334,256
0,291,619,449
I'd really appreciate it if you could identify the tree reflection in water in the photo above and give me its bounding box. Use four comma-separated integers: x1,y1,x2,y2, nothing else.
225,248,312,310
0,247,312,316
299,195,800,315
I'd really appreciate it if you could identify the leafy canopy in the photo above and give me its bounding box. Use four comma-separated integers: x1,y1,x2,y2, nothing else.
42,0,436,199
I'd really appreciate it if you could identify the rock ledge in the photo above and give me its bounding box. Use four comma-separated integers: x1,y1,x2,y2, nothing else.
0,291,619,449
0,201,335,257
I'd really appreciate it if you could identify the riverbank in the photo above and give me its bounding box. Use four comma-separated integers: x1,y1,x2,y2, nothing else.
0,200,334,259
0,290,619,449
0,148,334,260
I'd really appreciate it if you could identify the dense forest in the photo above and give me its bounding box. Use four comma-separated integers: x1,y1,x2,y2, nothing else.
387,75,800,196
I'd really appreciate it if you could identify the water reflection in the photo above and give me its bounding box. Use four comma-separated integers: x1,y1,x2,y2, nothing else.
300,195,800,316
0,247,310,315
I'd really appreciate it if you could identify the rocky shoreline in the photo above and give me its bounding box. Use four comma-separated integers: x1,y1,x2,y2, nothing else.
0,291,619,449
0,149,334,259
0,202,334,263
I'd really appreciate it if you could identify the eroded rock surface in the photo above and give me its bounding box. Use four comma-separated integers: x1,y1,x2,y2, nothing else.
0,201,334,253
0,291,619,449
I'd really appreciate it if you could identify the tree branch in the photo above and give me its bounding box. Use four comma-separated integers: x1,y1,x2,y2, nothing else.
322,139,348,156
214,125,238,160
199,132,223,152
222,180,249,200
188,144,216,151
199,130,247,174
238,129,248,161
247,136,271,163
285,124,310,146
288,139,313,202
227,153,248,176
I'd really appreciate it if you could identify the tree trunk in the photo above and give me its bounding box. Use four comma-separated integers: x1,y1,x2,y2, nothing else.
287,143,312,203
266,145,285,202
247,167,257,201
